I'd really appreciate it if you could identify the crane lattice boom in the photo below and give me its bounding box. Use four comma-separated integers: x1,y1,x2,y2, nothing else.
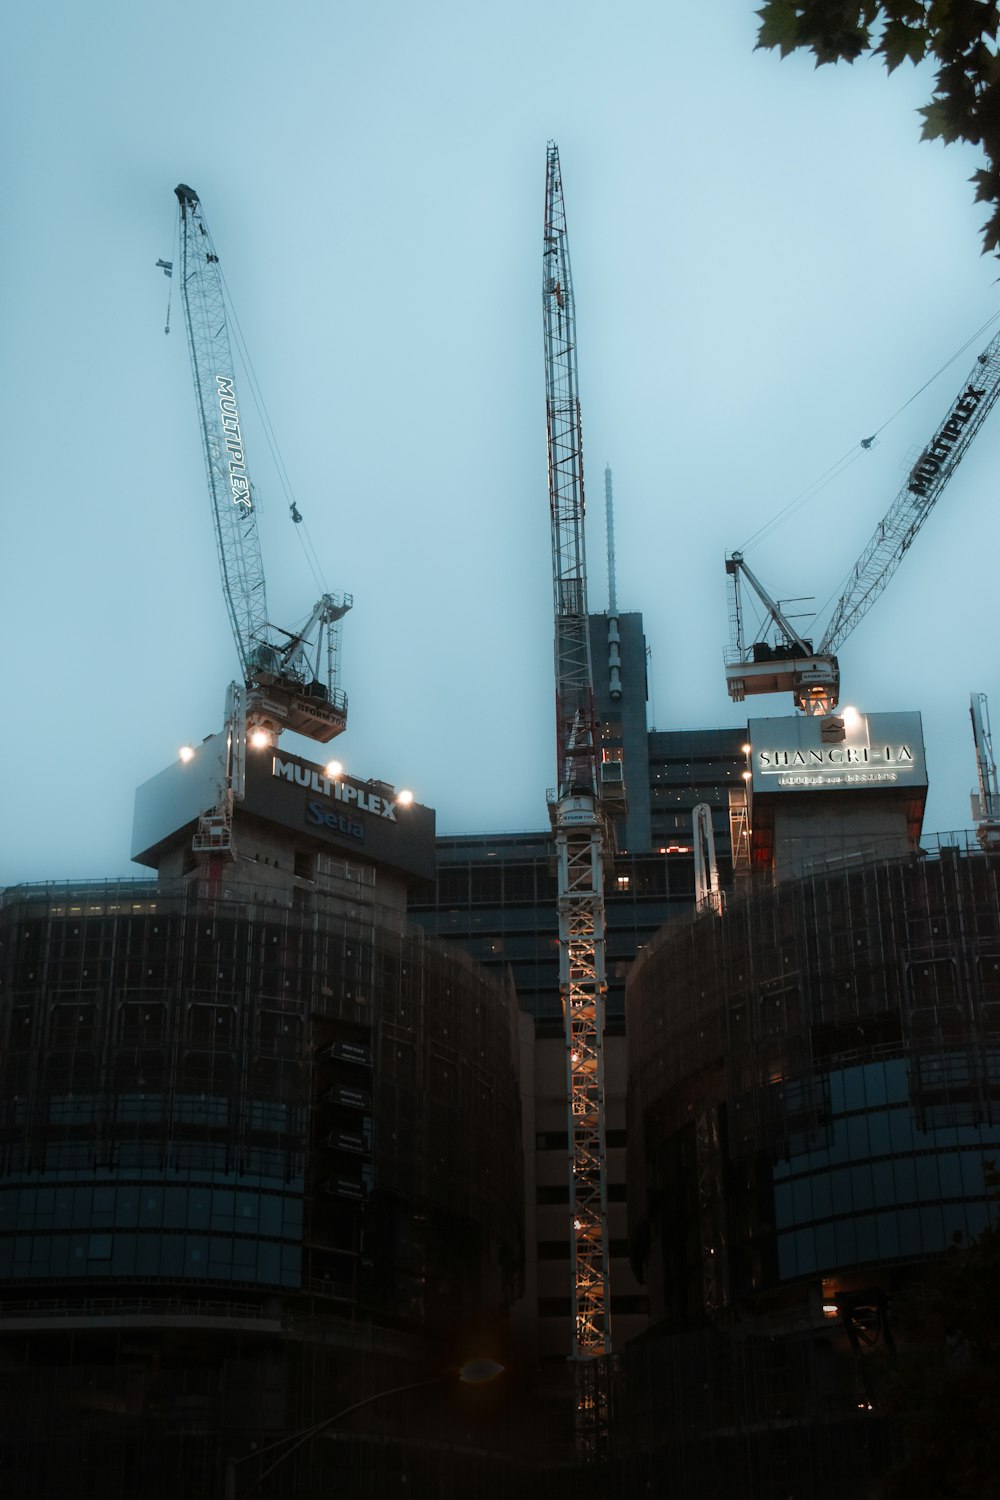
724,324,1000,713
543,142,611,1463
174,184,350,746
820,337,1000,655
176,184,270,679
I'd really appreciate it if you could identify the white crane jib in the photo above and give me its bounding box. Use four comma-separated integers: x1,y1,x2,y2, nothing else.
725,326,1000,714
174,184,351,747
543,142,611,1462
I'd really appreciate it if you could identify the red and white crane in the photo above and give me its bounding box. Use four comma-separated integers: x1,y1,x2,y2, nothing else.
542,142,612,1461
725,327,1000,713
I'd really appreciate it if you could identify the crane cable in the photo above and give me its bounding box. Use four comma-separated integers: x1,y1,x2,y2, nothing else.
216,263,329,598
738,308,1000,556
160,214,178,336
190,199,328,601
162,197,330,596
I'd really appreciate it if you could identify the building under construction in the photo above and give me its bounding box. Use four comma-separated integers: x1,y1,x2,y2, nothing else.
6,154,1000,1496
5,702,1000,1496
619,712,1000,1498
0,742,528,1498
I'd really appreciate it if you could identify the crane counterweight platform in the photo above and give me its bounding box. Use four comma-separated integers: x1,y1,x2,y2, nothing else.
543,142,612,1462
725,325,1000,713
173,184,351,748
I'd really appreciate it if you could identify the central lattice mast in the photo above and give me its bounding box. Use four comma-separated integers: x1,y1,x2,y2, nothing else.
542,141,611,1462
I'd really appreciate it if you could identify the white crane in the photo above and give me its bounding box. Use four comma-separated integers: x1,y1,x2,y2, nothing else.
725,328,1000,714
173,184,351,750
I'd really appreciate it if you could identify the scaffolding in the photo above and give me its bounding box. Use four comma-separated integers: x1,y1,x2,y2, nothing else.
0,877,524,1499
628,838,1000,1308
620,840,1000,1497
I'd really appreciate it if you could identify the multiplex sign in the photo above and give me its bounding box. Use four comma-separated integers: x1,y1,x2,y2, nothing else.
215,375,252,514
245,746,435,881
908,382,985,500
748,711,927,796
271,758,400,822
131,735,435,883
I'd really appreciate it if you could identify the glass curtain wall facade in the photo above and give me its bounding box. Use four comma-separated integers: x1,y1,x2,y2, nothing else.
0,876,525,1499
622,840,1000,1496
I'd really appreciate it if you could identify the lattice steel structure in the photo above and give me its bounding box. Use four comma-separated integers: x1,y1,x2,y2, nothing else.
724,324,1000,716
820,333,1000,656
174,185,350,745
542,142,611,1460
175,184,270,679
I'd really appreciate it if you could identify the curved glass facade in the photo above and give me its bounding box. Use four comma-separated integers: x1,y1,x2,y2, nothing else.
626,846,1000,1321
0,879,523,1324
773,1055,999,1279
0,876,526,1500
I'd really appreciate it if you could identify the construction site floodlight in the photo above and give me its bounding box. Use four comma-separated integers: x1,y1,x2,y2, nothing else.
324,759,343,780
178,746,195,764
396,788,414,806
249,727,273,750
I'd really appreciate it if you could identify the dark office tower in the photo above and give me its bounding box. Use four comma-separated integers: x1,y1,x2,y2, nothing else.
411,611,748,1021
588,611,652,853
0,741,526,1499
408,612,747,1369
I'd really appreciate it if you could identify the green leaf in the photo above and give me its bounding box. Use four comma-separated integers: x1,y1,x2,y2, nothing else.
889,0,930,23
971,165,999,202
918,97,965,140
980,199,1000,253
878,17,929,69
756,0,804,57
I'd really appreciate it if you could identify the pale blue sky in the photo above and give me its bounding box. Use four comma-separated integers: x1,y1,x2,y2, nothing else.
3,1,996,883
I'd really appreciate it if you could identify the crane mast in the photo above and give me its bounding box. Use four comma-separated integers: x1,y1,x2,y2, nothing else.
542,142,611,1461
174,184,350,747
724,326,1000,713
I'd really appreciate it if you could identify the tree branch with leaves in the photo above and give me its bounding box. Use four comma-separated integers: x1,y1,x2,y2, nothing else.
756,2,1000,254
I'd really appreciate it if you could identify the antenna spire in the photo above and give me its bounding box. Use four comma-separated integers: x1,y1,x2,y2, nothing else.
605,465,617,615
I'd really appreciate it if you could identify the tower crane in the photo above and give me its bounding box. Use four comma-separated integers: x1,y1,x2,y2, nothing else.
725,325,1000,714
542,142,612,1461
173,184,351,750
970,693,1000,850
